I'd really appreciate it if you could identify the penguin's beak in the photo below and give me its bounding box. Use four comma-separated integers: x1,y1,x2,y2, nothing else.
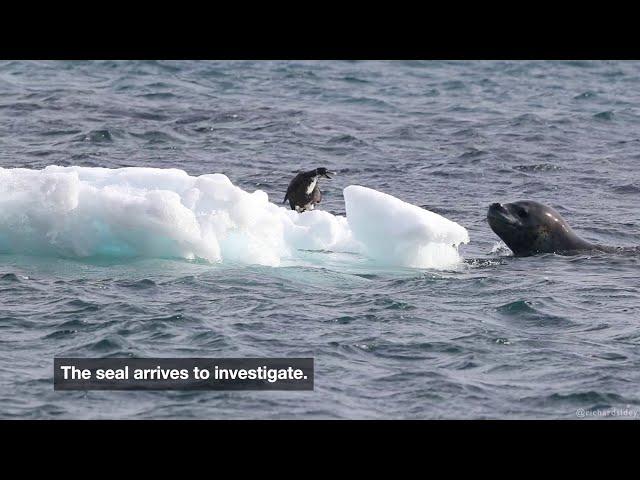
323,171,336,179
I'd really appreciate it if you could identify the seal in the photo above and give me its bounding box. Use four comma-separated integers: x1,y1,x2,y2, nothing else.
487,200,615,256
283,167,335,212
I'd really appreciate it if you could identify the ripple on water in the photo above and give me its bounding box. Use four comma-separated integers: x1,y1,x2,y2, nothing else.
539,391,629,409
373,297,416,310
593,111,614,121
513,163,561,172
82,337,128,354
574,91,597,100
61,299,102,314
129,130,185,144
116,278,157,289
495,300,574,327
612,183,640,194
510,113,545,126
43,329,79,339
327,134,368,146
1,273,21,282
75,129,114,143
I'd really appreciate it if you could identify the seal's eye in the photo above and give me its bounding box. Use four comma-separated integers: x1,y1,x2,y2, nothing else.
517,208,528,218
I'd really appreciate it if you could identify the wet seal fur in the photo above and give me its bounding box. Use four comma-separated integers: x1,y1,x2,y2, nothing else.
487,200,625,256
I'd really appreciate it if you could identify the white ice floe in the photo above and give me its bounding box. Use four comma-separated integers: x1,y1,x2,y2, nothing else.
0,166,469,269
344,185,469,269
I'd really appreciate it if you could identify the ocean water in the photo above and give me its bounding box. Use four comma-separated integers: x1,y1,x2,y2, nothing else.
1,60,639,419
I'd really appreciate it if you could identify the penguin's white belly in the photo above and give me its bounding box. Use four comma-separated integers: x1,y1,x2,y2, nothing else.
305,178,318,194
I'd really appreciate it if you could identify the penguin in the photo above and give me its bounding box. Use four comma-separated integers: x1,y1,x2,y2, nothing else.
283,167,336,212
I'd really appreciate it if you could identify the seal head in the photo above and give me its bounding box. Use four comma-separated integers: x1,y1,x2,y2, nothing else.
487,200,595,256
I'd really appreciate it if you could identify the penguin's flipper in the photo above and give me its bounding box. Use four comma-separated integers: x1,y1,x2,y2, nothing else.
311,185,322,204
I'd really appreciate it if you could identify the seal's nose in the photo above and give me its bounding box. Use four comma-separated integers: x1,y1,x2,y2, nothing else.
490,202,502,209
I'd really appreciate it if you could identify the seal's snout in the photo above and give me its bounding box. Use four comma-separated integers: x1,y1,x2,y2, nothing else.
488,202,509,217
487,202,511,227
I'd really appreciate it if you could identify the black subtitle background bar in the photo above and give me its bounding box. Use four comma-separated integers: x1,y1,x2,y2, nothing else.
54,357,314,391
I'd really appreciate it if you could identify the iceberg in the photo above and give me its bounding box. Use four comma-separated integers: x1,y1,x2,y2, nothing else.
0,166,469,269
344,185,469,269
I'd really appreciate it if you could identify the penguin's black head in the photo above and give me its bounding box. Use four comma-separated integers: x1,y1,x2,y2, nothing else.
315,167,335,179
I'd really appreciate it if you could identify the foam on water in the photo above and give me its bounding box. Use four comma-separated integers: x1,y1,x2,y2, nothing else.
0,166,469,269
